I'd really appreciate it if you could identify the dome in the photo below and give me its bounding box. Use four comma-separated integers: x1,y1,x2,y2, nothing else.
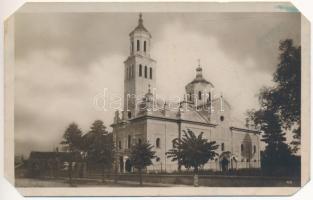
186,66,214,87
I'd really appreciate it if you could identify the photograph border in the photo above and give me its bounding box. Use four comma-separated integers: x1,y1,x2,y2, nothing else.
4,1,310,196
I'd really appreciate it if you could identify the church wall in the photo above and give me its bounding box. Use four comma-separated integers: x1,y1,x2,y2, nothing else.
230,130,261,169
180,122,218,171
113,119,147,172
145,118,179,172
114,120,147,151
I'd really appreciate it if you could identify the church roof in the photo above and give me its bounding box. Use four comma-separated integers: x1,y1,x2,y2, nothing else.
129,13,151,37
189,77,213,85
186,66,214,87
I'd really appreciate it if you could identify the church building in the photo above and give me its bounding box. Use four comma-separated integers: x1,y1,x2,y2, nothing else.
112,14,261,173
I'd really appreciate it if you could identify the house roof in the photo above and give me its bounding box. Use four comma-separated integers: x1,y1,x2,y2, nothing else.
28,151,82,161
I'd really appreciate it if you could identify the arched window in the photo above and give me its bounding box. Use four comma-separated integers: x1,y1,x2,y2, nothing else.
221,143,225,151
137,40,140,51
156,138,160,148
144,41,146,52
149,67,152,79
139,65,142,77
241,144,244,152
128,111,132,119
253,145,256,154
144,66,147,78
198,91,202,100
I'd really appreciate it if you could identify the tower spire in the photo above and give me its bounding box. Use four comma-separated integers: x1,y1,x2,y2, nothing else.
139,13,143,25
196,59,203,78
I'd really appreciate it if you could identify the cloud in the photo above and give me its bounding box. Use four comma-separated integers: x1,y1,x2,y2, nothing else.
14,12,300,156
15,48,125,156
153,21,273,121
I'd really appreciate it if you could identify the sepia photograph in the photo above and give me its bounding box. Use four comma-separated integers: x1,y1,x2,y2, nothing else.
3,1,310,196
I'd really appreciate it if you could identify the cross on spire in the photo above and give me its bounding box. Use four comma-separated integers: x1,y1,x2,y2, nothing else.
139,13,143,25
196,59,203,78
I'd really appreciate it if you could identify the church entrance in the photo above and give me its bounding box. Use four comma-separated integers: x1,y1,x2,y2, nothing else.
125,159,132,172
221,157,229,172
219,151,231,172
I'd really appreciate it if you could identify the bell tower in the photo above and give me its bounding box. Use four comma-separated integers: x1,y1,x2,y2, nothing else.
124,14,157,119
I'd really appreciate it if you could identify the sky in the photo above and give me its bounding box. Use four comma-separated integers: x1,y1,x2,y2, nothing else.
14,12,301,157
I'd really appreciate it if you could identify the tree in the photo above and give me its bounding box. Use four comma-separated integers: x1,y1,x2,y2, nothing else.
166,129,219,186
274,40,301,127
129,142,156,186
83,120,109,158
246,39,301,175
247,90,295,175
90,134,114,183
83,120,114,183
61,123,83,152
267,39,301,152
60,123,83,185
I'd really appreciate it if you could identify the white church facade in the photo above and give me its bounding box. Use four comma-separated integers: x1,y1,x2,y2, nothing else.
112,14,261,173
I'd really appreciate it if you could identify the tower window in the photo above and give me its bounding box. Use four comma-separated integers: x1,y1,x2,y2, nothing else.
144,41,146,52
220,116,224,121
253,145,256,154
149,67,152,79
126,67,129,80
144,66,147,78
156,138,160,148
131,41,134,53
128,135,131,149
137,40,140,51
198,91,202,100
118,141,122,150
131,65,133,78
221,143,224,151
241,144,244,152
139,65,142,77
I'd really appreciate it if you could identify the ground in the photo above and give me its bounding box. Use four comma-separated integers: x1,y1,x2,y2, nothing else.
15,178,183,187
15,174,299,187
